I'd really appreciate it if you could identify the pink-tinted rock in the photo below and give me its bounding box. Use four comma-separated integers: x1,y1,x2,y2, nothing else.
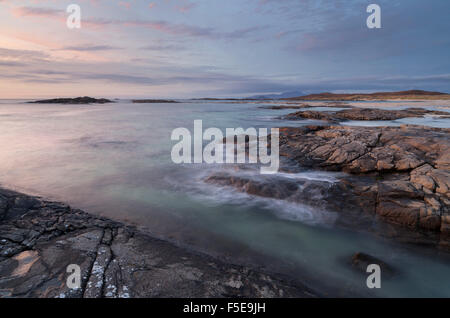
275,125,449,249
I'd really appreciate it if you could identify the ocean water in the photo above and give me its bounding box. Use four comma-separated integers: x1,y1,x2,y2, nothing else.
0,99,449,297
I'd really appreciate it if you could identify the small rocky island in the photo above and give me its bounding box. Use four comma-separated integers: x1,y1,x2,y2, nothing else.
132,99,179,103
29,97,113,104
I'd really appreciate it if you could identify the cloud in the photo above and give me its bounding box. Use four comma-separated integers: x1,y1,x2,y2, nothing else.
0,61,27,67
175,2,197,13
3,1,449,97
1,41,449,95
12,6,63,18
380,74,450,84
283,0,450,61
56,45,123,51
82,18,266,40
118,2,132,9
0,56,301,94
0,47,49,61
13,5,265,40
140,44,185,51
281,74,450,94
2,62,450,95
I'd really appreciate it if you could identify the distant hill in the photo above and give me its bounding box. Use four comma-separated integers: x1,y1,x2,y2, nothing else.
283,90,450,101
247,90,306,100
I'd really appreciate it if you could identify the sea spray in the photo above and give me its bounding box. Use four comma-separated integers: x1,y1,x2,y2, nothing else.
171,120,279,174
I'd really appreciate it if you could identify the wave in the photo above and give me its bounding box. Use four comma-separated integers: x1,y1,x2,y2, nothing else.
165,163,339,226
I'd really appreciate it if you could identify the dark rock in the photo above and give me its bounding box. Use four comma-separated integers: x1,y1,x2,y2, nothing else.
204,172,371,217
0,188,317,298
205,174,300,200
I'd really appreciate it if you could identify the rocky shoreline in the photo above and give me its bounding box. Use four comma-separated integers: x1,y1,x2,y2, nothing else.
0,188,317,298
207,123,449,249
2,102,449,297
279,124,449,246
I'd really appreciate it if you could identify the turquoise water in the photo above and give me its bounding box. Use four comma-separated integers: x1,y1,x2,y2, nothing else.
0,99,449,297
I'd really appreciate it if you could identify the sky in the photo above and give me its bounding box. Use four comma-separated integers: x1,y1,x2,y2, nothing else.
0,0,449,98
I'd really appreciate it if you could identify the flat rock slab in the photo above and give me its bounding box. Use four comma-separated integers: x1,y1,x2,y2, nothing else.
0,188,316,298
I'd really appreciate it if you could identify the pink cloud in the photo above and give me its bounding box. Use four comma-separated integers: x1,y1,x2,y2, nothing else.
12,6,63,18
11,5,263,40
175,1,197,13
118,1,132,9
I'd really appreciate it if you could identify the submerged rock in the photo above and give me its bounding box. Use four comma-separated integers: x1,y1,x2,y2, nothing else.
351,252,396,277
204,172,374,220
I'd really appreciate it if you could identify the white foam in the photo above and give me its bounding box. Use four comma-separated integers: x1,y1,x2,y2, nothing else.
275,171,344,183
166,165,339,227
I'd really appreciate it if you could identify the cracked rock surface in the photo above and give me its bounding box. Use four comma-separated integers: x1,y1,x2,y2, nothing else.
205,125,449,249
0,188,316,298
281,125,449,248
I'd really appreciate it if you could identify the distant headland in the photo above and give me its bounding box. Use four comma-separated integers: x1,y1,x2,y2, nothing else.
283,90,450,101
